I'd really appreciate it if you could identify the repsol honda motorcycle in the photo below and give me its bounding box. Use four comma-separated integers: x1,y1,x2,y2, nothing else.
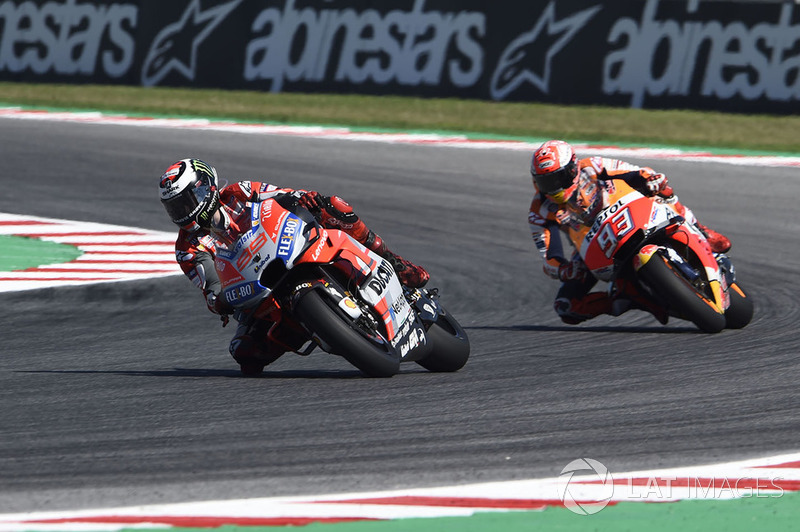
214,194,470,376
573,181,753,333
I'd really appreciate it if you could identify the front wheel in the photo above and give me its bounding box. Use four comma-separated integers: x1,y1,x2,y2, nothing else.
416,311,470,372
725,283,753,329
638,254,726,333
293,290,399,377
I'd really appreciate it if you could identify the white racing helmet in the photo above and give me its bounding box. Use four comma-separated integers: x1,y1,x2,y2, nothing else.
159,158,220,230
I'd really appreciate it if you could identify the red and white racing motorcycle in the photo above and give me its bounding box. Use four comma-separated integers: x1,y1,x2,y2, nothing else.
574,181,753,333
213,193,470,376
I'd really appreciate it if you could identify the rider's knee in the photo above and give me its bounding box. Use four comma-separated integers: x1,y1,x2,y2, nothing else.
554,297,585,324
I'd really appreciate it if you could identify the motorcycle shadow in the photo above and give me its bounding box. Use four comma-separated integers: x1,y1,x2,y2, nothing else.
17,368,241,378
468,324,698,334
17,368,372,379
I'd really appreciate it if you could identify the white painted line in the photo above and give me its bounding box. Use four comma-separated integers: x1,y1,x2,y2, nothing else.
0,452,797,530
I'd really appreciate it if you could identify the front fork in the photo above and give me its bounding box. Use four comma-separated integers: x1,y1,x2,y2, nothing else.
404,286,443,328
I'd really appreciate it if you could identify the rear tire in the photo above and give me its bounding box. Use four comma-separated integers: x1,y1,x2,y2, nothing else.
416,311,470,372
725,283,753,329
638,254,726,333
294,290,399,377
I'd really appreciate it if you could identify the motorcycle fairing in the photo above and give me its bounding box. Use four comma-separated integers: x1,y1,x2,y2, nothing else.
215,196,428,359
580,190,656,280
576,181,728,314
359,256,417,349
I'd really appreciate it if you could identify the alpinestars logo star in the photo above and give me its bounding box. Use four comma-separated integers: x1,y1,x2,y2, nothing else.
490,2,601,100
142,0,242,87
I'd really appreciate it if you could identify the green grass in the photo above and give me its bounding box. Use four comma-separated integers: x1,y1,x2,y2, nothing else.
1,82,799,154
0,235,82,271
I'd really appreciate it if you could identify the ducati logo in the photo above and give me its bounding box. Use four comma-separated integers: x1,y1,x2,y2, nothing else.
142,0,242,86
490,2,601,100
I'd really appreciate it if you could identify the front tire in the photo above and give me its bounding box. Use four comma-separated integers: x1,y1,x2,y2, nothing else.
417,311,470,372
293,290,399,377
638,254,726,333
725,283,753,329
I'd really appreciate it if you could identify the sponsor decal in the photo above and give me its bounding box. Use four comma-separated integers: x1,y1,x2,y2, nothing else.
142,0,241,86
491,1,601,100
0,0,137,78
584,194,636,244
293,281,313,293
243,0,485,92
260,200,273,223
310,229,328,261
159,162,184,191
390,291,410,318
366,259,395,296
390,317,412,348
215,257,245,286
277,214,301,259
224,280,259,303
397,325,426,357
190,158,215,177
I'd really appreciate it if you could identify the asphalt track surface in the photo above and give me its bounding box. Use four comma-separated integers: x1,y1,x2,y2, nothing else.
1,118,798,514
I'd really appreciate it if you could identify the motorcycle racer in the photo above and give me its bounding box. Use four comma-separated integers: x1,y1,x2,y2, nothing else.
159,158,429,375
528,140,732,325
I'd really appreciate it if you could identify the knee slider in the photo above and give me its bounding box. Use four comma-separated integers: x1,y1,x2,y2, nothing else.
230,334,259,362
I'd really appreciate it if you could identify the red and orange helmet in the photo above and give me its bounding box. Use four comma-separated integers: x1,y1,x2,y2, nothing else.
530,140,579,204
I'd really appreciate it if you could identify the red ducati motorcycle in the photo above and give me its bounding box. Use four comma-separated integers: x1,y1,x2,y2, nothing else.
213,193,470,376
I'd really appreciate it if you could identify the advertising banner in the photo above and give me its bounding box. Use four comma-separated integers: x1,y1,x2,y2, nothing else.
0,0,797,114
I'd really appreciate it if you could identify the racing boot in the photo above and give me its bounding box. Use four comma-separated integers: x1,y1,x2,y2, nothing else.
667,197,731,254
230,321,287,377
364,231,430,288
316,195,430,288
695,222,732,254
554,292,613,324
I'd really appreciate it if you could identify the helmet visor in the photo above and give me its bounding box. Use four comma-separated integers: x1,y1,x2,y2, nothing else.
162,183,209,225
533,161,578,197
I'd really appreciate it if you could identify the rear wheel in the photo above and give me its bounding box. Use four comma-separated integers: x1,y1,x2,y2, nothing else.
416,311,470,372
638,254,726,333
293,290,399,377
725,283,754,329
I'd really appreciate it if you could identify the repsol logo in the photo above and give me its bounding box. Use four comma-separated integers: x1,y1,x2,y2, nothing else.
585,197,626,244
0,0,137,77
244,0,485,92
368,260,395,295
604,0,800,106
